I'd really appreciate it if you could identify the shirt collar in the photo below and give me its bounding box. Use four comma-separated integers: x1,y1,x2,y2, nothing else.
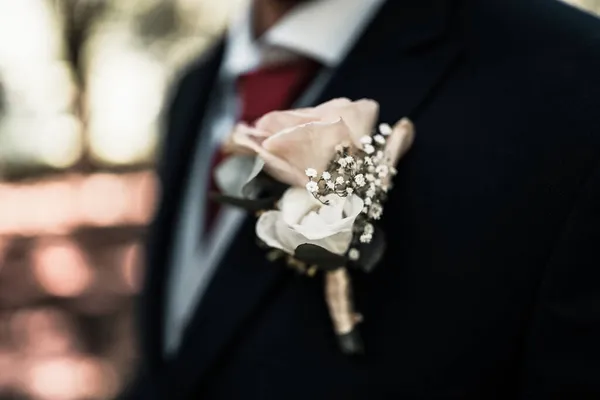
222,0,386,77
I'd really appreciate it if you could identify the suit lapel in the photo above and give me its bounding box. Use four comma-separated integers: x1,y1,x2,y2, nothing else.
166,0,466,394
165,218,289,394
314,0,465,122
141,41,225,371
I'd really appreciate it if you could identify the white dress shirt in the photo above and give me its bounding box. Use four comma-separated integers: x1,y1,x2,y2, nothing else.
164,0,385,355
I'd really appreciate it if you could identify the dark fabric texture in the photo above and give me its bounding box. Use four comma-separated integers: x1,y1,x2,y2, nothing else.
121,0,600,398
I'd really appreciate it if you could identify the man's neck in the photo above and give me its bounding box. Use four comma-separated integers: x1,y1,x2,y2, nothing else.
251,0,307,38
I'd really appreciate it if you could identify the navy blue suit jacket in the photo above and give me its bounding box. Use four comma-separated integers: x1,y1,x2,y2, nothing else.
124,0,600,398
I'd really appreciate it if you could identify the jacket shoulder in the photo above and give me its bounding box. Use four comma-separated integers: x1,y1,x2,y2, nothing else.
467,0,600,142
468,0,600,56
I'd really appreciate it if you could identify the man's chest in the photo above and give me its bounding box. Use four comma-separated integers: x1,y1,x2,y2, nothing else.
194,164,567,399
190,85,592,396
152,49,598,396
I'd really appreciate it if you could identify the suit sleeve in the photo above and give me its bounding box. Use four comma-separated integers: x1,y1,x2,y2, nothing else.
520,159,600,398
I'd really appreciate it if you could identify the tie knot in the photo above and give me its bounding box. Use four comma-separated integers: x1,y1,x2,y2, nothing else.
237,58,321,124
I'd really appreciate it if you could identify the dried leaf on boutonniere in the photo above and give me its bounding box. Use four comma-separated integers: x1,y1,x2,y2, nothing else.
212,157,288,211
210,98,415,355
294,244,347,271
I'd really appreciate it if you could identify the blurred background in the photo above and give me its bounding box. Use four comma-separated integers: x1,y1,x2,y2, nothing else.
0,0,597,398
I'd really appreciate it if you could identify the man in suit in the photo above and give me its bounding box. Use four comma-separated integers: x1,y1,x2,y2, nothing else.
123,0,600,398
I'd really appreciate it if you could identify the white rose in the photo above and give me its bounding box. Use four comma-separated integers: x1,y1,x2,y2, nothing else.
256,187,364,255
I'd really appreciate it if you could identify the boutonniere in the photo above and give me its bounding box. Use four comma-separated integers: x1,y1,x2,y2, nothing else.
213,98,415,355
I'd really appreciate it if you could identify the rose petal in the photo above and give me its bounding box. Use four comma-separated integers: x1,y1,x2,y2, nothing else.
234,128,308,187
259,152,309,188
214,155,256,196
255,110,323,134
385,118,415,167
315,98,353,111
259,190,364,256
292,194,364,240
257,207,333,255
240,157,266,198
310,231,354,255
256,211,290,252
300,210,334,232
262,119,353,178
274,215,314,254
315,98,379,147
296,194,349,237
230,123,272,154
314,194,345,225
279,187,322,226
280,214,354,255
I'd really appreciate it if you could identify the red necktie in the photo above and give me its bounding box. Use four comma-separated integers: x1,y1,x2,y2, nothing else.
204,58,320,236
